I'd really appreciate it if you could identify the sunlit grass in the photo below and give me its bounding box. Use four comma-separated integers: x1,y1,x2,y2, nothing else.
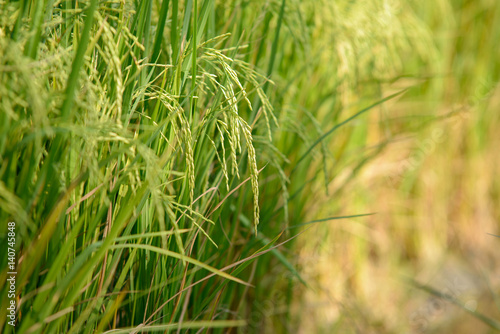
1,0,498,333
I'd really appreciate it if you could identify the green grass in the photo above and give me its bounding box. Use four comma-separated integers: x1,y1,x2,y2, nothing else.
2,0,497,333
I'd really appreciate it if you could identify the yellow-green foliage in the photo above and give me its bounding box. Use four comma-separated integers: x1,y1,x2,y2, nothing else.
1,0,498,333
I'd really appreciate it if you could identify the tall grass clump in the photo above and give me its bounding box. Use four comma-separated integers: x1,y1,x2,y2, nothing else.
0,0,438,333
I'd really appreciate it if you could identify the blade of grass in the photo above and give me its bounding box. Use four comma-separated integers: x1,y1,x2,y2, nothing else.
287,213,375,229
151,0,170,63
102,320,246,334
292,89,408,174
408,278,500,331
60,0,98,119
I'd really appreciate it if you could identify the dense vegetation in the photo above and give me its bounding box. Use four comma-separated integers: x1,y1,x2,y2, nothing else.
1,0,499,333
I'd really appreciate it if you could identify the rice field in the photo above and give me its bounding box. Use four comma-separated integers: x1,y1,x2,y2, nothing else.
0,0,499,333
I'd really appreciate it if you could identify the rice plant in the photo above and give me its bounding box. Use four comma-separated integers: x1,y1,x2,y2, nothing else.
0,0,472,333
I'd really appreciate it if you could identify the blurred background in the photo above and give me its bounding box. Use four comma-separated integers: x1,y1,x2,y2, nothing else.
277,0,500,332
